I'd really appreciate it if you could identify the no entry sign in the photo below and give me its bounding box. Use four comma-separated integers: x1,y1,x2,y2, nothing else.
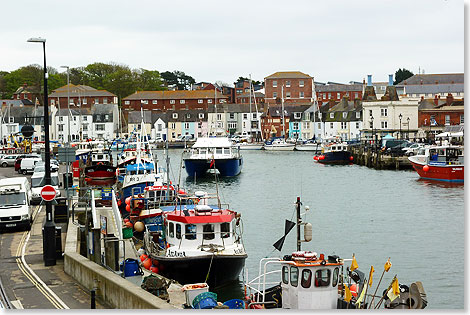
41,185,57,202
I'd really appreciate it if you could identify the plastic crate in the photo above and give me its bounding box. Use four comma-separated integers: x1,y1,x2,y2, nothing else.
122,227,133,239
181,283,209,306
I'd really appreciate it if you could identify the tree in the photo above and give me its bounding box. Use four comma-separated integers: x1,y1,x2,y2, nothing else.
136,69,165,91
161,70,195,90
394,68,414,85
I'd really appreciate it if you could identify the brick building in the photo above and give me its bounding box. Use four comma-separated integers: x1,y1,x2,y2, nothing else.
316,83,363,104
48,84,118,108
122,90,228,111
12,83,41,103
264,71,314,106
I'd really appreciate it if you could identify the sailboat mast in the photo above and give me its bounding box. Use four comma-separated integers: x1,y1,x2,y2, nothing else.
251,80,263,141
281,85,285,138
249,75,252,138
312,77,317,140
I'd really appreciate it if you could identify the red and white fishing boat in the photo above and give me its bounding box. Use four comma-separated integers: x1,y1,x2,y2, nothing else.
408,144,464,183
84,142,116,183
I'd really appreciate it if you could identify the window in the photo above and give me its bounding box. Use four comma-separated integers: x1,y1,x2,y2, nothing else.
356,112,361,119
180,100,185,104
176,224,181,239
381,121,388,128
105,114,109,120
51,99,55,105
184,122,190,129
381,108,388,117
83,98,87,104
228,122,237,129
169,222,174,237
172,113,178,119
83,124,88,131
203,224,214,240
370,121,373,128
314,269,331,287
199,113,204,119
59,116,63,122
186,113,191,119
356,122,359,129
445,115,450,125
301,269,312,288
337,93,340,99
273,80,277,87
103,98,107,104
252,113,257,119
221,222,230,238
95,124,105,131
273,92,277,98
341,122,347,129
342,112,347,119
58,125,64,131
171,123,176,129
286,80,291,87
125,100,130,105
299,80,304,87
152,100,157,104
460,115,464,124
330,122,333,128
185,224,197,240
170,100,175,104
299,91,304,98
369,110,373,117
286,92,291,98
95,98,99,104
294,112,302,119
290,266,298,287
328,93,332,99
318,123,321,129
217,113,222,121
243,113,248,119
198,99,203,104
332,267,339,287
293,122,299,129
355,92,359,99
330,113,334,119
282,266,289,284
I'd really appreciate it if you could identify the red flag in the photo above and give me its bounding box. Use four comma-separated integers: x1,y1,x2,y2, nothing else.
209,159,215,168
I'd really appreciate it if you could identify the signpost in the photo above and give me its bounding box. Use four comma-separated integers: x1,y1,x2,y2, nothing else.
40,185,57,202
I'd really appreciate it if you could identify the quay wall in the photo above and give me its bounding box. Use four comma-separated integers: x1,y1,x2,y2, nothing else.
350,146,412,170
63,220,175,309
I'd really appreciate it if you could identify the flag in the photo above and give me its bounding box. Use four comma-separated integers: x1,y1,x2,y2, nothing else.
355,283,367,307
368,266,375,286
387,277,400,302
273,220,296,251
384,258,392,272
209,159,215,168
350,254,358,271
344,284,352,302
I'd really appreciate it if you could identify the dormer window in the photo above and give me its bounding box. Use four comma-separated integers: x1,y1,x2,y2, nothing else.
294,112,302,119
172,113,178,119
180,100,185,104
198,113,204,119
152,100,157,104
342,112,347,119
330,113,334,119
170,100,175,104
186,113,190,119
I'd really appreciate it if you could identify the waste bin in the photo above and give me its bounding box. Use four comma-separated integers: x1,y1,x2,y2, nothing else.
54,197,68,223
42,225,63,260
63,172,73,188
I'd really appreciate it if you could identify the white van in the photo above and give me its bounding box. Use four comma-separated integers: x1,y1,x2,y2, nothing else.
0,177,32,230
20,157,42,175
31,171,61,204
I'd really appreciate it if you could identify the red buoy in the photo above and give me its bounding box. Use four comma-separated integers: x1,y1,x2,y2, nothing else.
125,196,132,205
319,155,325,160
349,156,354,161
313,156,318,160
143,258,152,270
125,204,131,212
423,165,430,172
150,265,159,274
140,254,148,262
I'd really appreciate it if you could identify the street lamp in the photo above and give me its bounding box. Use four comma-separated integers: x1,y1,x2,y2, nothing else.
27,37,56,266
398,113,402,140
407,117,410,141
370,115,375,152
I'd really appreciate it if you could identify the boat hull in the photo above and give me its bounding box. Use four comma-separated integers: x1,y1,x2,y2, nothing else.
409,160,464,183
184,158,243,177
150,254,247,288
318,151,352,164
263,144,295,151
84,163,116,180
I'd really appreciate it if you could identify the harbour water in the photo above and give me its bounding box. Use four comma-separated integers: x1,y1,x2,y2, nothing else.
152,148,464,309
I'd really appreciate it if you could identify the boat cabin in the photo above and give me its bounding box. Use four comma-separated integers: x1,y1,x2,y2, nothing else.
322,143,348,153
419,145,464,165
189,137,240,159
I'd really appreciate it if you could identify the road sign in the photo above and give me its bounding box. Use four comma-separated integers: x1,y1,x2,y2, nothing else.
57,147,77,163
41,185,57,202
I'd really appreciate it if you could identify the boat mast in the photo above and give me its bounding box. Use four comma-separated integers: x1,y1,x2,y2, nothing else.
249,74,252,139
312,77,317,141
281,85,285,138
251,79,263,142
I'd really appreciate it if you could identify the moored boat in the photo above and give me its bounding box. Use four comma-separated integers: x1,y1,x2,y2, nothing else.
184,137,243,177
408,144,464,183
84,143,116,182
263,138,295,151
316,141,352,164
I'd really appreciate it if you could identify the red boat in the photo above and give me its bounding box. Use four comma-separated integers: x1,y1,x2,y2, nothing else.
84,144,116,183
408,144,464,183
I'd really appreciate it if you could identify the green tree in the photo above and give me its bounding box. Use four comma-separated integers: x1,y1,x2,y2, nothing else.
394,68,414,85
136,69,165,91
161,70,195,90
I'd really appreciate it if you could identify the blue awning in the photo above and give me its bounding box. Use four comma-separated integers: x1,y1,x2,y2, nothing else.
126,163,154,171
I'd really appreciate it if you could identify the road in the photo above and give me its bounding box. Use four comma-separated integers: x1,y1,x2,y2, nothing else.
0,163,110,309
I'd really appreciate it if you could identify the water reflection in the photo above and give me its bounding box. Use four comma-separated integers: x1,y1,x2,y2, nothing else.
212,280,244,301
415,178,464,189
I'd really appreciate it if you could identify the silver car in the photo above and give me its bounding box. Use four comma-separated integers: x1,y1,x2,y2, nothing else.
0,155,19,167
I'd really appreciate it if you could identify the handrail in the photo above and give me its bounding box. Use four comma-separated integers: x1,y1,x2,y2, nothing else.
90,190,99,229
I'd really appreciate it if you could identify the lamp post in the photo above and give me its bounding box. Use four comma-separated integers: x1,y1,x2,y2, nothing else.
407,117,410,141
27,37,56,266
398,113,402,140
370,115,375,152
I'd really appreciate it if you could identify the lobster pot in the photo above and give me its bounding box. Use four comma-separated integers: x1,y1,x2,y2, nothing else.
181,283,209,306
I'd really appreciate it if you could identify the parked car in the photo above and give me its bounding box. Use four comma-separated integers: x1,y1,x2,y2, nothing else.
15,154,41,173
176,135,194,141
0,155,19,167
33,160,59,173
30,170,61,205
381,139,411,152
19,157,42,175
403,143,425,156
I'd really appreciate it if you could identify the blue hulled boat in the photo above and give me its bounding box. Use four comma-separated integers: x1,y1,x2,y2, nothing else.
184,137,243,177
317,141,353,165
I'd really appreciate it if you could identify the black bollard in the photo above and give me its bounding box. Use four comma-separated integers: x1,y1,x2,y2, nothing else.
91,289,96,309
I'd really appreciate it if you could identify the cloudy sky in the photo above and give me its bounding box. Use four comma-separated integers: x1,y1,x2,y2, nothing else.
1,0,464,85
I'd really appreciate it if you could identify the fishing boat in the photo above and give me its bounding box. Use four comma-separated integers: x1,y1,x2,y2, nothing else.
138,191,247,288
244,197,427,310
315,138,352,164
408,144,464,183
84,142,116,182
184,137,243,177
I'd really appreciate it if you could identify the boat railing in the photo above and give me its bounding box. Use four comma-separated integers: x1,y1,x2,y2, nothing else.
245,259,284,303
175,230,240,251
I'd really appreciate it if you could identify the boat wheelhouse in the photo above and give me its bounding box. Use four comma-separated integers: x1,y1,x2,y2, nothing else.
317,141,352,164
408,144,464,183
84,143,116,182
184,137,243,177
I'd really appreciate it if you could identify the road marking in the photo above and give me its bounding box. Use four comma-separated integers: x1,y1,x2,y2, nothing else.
15,205,69,309
10,300,23,309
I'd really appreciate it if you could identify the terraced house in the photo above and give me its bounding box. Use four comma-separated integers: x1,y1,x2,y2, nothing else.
264,71,314,106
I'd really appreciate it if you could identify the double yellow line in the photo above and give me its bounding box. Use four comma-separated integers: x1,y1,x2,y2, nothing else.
15,205,69,309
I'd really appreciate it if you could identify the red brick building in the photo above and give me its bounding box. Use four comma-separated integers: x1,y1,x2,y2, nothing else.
122,90,228,111
236,91,265,106
264,71,314,106
12,83,41,103
316,83,363,105
418,94,464,138
48,84,117,108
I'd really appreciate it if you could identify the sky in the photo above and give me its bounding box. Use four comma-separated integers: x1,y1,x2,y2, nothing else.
1,0,464,86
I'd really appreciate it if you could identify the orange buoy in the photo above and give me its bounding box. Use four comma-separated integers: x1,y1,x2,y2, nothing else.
125,221,133,228
140,254,148,262
150,265,159,273
350,284,358,297
143,258,152,270
134,221,145,232
125,196,132,205
423,165,430,172
125,204,131,212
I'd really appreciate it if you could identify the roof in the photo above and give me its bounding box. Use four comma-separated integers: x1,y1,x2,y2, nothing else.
192,137,233,148
128,111,153,124
316,84,363,92
49,84,116,98
265,71,312,79
267,105,310,117
397,73,464,86
404,83,464,94
123,90,227,100
92,103,115,115
0,99,34,107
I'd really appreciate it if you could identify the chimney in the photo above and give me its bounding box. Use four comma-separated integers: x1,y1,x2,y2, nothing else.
421,96,424,101
388,74,393,86
434,95,438,106
367,75,372,86
435,81,438,84
446,93,454,106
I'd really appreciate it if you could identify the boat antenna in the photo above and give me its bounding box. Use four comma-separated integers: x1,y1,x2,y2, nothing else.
249,74,252,140
251,78,263,142
296,196,302,251
281,85,286,139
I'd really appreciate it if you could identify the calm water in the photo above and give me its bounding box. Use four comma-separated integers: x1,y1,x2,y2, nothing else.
155,149,464,309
